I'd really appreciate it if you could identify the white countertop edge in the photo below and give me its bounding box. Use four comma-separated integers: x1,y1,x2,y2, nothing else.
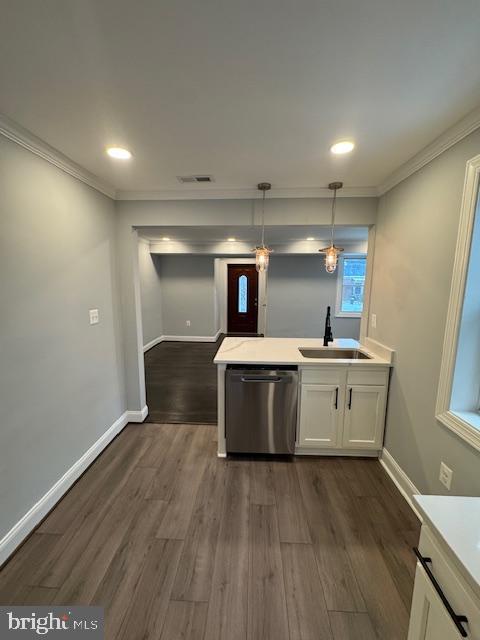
413,494,480,598
213,336,393,366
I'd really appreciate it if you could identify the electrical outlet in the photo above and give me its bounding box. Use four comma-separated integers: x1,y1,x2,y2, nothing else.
186,320,191,327
439,462,453,490
371,313,377,329
89,309,99,325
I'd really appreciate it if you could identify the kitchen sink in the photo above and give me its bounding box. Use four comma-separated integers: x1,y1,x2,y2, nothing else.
299,348,372,359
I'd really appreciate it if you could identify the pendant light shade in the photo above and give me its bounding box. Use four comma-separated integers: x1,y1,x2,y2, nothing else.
320,181,344,273
255,246,271,272
253,182,273,272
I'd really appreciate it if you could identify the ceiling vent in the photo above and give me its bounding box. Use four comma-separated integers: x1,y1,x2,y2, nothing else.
177,175,214,184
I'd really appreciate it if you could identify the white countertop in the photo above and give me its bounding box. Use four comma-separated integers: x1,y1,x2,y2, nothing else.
213,337,392,366
414,495,480,597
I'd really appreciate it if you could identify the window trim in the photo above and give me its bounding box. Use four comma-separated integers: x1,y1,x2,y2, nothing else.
436,153,480,453
335,253,367,318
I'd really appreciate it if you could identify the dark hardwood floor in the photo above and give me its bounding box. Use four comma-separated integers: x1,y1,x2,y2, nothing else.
144,338,224,424
0,423,420,640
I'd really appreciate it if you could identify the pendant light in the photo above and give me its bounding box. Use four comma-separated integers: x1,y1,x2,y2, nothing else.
253,182,273,272
320,181,344,273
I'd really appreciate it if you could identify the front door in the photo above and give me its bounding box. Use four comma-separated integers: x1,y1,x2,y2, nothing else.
227,264,258,333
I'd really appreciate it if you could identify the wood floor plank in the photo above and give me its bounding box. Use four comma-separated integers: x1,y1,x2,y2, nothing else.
328,611,378,640
364,461,420,533
117,538,183,640
356,495,418,610
323,461,410,640
160,601,208,640
146,427,197,501
39,430,152,535
282,542,333,640
53,467,157,604
248,504,289,640
273,462,311,543
171,456,227,602
32,433,153,588
250,460,276,505
0,533,61,604
156,426,212,540
203,461,250,640
13,585,58,605
296,460,366,613
136,423,180,467
92,499,168,638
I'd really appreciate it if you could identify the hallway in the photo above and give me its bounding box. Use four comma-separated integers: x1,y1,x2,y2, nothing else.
144,338,223,424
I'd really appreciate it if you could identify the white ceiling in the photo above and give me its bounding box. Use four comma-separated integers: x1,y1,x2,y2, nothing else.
2,1,480,194
138,225,368,245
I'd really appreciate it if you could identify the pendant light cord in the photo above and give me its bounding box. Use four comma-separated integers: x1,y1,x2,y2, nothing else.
330,186,337,246
261,188,266,247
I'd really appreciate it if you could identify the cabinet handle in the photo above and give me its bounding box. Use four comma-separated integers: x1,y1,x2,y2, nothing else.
334,387,338,410
348,388,353,409
413,547,468,637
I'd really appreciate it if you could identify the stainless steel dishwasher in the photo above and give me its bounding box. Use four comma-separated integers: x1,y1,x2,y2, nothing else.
225,365,298,454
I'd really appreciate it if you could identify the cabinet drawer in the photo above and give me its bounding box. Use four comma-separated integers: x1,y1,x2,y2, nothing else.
301,367,346,385
417,526,480,638
347,367,389,386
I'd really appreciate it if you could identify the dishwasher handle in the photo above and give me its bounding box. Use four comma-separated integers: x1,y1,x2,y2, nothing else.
240,375,284,383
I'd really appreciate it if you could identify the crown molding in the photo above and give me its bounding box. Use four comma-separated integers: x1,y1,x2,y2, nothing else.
115,185,377,201
378,105,480,196
0,113,116,199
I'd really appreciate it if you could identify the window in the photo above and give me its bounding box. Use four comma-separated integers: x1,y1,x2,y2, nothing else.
238,275,248,313
335,255,367,317
436,154,480,451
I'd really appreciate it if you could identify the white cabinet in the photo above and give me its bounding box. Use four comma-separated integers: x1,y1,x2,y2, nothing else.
342,385,387,449
298,384,342,448
407,525,479,640
408,564,465,640
297,366,389,453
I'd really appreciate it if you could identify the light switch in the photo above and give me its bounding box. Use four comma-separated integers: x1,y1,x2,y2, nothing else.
371,313,377,329
89,309,99,325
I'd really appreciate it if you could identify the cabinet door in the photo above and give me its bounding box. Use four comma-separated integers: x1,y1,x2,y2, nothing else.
342,385,386,449
298,384,342,448
408,564,466,640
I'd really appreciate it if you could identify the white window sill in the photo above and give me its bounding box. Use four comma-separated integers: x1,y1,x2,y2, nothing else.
335,311,362,319
436,409,480,453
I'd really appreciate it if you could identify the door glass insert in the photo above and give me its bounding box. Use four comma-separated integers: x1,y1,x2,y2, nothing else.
238,274,248,313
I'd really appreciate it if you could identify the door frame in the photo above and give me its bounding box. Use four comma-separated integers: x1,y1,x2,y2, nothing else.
214,258,267,334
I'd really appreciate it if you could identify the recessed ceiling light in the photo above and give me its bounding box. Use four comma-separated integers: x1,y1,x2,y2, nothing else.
162,237,170,241
306,237,315,241
106,146,132,160
227,237,236,242
330,140,355,155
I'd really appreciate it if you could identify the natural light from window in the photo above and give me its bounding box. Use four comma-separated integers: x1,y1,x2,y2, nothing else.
336,256,366,317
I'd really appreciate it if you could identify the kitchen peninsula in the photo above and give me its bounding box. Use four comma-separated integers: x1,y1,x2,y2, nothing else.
214,336,394,457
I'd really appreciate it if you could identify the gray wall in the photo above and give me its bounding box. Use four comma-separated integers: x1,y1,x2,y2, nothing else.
267,256,360,338
138,241,163,345
0,136,126,540
158,255,216,337
369,127,480,496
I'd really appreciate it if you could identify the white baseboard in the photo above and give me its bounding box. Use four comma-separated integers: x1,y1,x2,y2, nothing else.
0,410,132,566
380,448,423,521
143,335,164,352
143,332,221,351
126,405,148,423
